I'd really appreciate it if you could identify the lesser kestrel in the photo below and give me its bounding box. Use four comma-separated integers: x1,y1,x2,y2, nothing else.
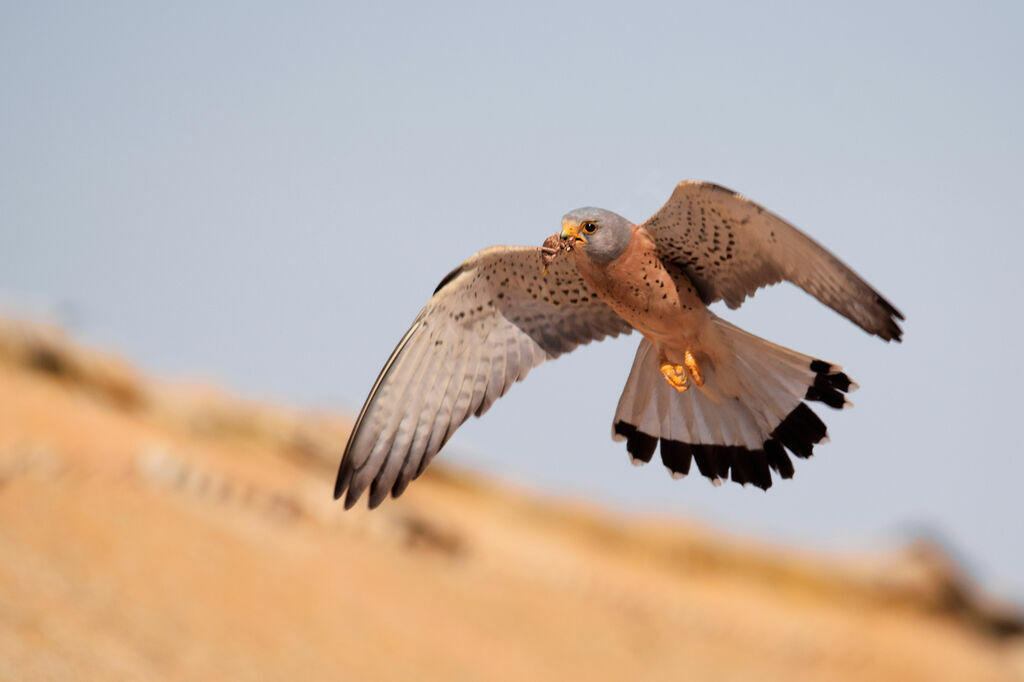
334,181,902,509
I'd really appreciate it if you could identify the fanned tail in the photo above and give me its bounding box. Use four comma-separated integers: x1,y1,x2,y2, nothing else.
612,316,855,489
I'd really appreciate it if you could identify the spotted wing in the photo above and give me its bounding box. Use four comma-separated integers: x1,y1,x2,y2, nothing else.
641,181,903,341
334,245,632,509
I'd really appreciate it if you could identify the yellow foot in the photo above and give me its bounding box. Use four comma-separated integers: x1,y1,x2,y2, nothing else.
659,362,689,392
684,350,705,387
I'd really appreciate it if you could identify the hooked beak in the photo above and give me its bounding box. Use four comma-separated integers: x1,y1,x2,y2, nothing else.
560,221,587,244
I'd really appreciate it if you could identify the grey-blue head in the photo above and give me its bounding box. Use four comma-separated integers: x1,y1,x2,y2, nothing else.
560,207,634,264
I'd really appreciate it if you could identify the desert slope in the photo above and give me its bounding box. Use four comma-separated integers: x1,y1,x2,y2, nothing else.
0,318,1021,681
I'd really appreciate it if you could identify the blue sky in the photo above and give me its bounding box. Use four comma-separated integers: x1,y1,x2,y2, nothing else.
3,1,1023,598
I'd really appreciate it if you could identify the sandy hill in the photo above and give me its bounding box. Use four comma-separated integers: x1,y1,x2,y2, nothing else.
0,317,1021,681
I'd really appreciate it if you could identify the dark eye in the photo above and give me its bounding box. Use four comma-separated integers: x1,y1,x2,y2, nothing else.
582,222,597,234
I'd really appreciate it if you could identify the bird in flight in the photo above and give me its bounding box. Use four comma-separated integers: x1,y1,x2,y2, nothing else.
334,181,903,509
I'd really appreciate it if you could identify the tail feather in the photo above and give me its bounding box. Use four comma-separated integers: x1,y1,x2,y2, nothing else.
612,315,853,490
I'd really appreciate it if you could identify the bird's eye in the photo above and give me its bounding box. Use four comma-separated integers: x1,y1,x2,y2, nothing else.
582,222,597,234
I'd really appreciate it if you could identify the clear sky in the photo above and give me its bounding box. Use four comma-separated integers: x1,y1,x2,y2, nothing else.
3,2,1023,598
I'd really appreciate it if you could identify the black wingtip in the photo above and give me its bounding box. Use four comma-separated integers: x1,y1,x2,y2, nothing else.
343,487,361,510
333,462,350,500
876,295,905,342
336,459,367,509
368,468,394,509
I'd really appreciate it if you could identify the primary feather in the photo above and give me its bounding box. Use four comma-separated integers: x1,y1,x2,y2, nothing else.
641,181,903,341
335,246,631,509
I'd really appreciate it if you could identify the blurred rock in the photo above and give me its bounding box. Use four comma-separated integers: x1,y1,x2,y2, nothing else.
0,318,145,408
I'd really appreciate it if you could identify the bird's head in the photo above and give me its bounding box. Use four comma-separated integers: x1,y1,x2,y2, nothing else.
559,207,634,264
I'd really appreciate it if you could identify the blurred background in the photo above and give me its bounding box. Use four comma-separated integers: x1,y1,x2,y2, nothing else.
2,1,1023,679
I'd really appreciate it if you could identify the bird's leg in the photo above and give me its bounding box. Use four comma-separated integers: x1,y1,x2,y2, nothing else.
658,348,705,391
684,349,705,387
658,349,688,392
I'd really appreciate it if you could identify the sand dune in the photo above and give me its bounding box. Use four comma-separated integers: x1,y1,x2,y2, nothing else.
0,318,1021,681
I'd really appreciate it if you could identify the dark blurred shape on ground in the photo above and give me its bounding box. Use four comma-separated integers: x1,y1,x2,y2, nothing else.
0,317,1021,681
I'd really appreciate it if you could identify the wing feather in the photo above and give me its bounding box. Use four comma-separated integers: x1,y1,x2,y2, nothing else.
336,246,632,509
642,181,904,341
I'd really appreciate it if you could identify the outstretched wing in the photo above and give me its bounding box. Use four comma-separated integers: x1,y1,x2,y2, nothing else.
335,246,632,509
641,181,904,341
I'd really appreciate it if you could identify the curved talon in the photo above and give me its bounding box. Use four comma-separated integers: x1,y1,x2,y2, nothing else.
659,362,689,392
684,350,704,387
